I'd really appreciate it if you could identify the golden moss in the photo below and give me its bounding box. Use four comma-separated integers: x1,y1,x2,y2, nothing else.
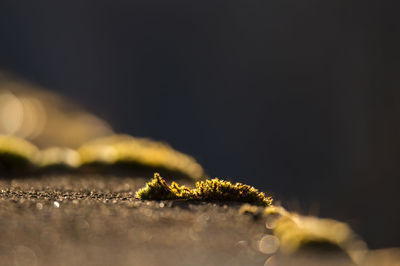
135,173,178,200
38,147,81,169
0,135,39,159
170,181,192,198
264,206,367,264
0,134,205,177
0,135,39,172
136,173,272,206
78,135,204,179
0,75,203,177
193,178,272,206
0,74,113,148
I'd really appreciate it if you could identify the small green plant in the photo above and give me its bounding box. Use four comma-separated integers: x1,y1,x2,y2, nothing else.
136,173,272,206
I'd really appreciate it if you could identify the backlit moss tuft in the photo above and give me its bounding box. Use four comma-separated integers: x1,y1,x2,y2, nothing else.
136,173,272,206
38,147,81,169
0,135,205,177
135,173,179,200
193,178,272,206
78,135,204,179
0,135,39,173
263,206,367,264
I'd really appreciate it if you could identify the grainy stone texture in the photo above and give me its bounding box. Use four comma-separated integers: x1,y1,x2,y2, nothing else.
0,175,271,266
0,175,396,266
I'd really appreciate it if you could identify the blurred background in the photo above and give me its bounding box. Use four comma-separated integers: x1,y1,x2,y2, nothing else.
0,0,399,248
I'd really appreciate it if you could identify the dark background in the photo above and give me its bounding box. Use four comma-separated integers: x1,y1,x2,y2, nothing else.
0,0,399,248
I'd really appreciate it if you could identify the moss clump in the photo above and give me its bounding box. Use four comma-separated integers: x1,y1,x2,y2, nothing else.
78,135,204,179
38,147,81,170
192,179,272,206
0,135,39,173
135,173,181,200
263,206,367,264
136,173,272,206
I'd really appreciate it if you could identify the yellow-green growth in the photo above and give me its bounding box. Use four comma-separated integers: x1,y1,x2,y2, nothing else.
0,135,39,172
135,173,178,200
78,134,204,179
263,206,367,264
193,178,272,206
170,181,192,198
136,173,272,206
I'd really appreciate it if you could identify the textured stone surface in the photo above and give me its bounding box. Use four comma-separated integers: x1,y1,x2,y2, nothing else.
0,176,270,266
0,175,397,266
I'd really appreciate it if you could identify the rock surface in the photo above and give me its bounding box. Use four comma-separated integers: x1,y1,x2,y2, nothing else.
0,175,397,266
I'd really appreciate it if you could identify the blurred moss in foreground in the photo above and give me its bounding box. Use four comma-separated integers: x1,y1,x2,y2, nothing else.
38,147,81,170
0,75,204,178
264,205,368,264
136,173,273,206
0,73,114,148
0,134,204,179
0,135,39,173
